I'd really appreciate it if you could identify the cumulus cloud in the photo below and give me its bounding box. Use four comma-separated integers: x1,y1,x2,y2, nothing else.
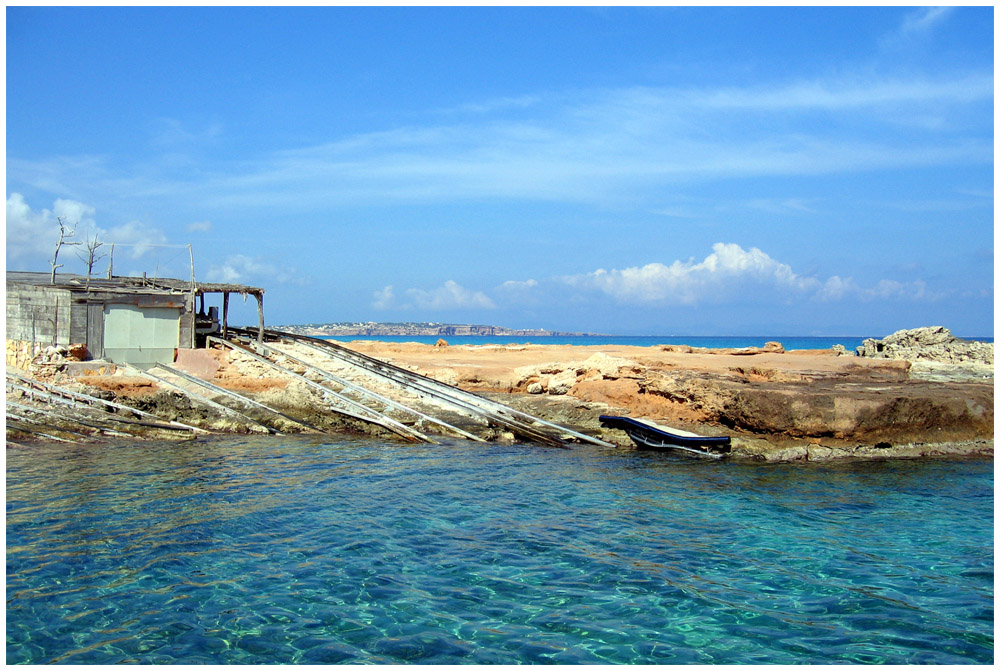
206,254,309,286
6,192,98,264
406,280,496,310
372,285,395,310
5,191,177,272
105,220,169,259
562,243,942,307
371,280,496,311
564,243,819,305
496,278,539,295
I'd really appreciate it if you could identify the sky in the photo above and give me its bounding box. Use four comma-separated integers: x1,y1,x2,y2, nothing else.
5,5,995,336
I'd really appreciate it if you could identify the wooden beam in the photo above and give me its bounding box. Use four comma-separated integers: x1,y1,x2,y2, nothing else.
257,294,264,344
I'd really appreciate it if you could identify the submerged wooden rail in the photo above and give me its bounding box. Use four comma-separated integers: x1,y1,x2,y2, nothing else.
208,336,430,443
221,335,487,443
227,327,615,449
149,363,322,434
6,370,207,437
128,365,277,435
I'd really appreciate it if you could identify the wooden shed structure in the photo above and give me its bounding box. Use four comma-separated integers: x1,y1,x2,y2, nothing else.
6,271,265,366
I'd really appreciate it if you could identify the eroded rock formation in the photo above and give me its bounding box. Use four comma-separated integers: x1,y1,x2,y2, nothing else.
857,326,993,365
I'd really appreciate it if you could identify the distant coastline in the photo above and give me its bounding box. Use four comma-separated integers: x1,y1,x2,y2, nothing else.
274,321,601,338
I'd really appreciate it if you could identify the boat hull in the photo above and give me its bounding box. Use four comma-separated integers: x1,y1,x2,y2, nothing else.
599,415,731,458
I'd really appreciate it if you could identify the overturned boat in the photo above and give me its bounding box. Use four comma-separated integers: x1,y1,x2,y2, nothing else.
599,415,731,459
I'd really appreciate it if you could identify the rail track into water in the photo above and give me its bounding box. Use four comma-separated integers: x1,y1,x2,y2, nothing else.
222,327,614,448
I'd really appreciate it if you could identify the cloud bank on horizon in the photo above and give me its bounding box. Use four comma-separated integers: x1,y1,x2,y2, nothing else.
5,6,993,335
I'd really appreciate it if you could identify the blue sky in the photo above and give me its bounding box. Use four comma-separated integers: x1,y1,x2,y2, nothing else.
6,6,994,336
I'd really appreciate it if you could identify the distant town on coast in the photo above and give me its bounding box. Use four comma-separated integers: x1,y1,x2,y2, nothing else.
275,321,599,338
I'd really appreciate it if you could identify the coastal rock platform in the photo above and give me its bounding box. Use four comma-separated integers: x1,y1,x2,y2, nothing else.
340,337,993,461
8,330,992,463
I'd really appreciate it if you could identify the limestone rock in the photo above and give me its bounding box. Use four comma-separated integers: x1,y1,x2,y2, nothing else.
547,369,577,395
580,352,643,378
857,326,993,365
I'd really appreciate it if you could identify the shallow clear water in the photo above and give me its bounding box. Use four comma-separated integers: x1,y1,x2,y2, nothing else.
6,436,994,664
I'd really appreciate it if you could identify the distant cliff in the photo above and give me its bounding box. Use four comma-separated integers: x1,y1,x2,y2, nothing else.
273,322,598,338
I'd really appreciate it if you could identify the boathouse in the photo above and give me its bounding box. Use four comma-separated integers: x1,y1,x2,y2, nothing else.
6,271,265,366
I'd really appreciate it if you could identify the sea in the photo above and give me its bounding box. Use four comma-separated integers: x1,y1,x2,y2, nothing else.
6,435,994,665
318,334,993,351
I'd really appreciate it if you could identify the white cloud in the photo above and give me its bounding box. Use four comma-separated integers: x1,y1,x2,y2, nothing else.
494,278,540,305
497,278,538,292
406,280,496,310
817,275,859,301
864,278,937,301
370,280,495,311
187,220,213,233
11,71,988,213
880,7,956,50
105,220,169,259
205,254,309,286
745,198,820,215
899,7,953,37
150,118,223,148
564,243,819,305
372,285,395,310
562,243,944,307
6,192,97,264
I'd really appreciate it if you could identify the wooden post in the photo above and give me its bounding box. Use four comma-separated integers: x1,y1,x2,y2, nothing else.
256,293,264,344
222,292,229,338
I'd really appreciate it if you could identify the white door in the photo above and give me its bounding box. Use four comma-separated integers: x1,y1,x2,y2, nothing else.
103,304,180,365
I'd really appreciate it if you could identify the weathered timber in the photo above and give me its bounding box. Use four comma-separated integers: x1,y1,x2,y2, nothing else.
151,363,322,433
7,401,95,440
236,337,486,443
130,366,275,434
7,399,132,437
6,419,81,443
208,336,428,443
255,329,615,448
6,370,207,434
6,384,201,435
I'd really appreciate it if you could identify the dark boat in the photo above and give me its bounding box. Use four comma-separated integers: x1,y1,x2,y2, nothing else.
599,415,731,458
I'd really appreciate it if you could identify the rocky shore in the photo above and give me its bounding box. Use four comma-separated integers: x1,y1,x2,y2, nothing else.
337,326,993,461
6,327,992,462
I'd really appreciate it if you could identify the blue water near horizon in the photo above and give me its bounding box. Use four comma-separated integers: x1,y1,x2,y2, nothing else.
319,334,993,351
7,436,993,664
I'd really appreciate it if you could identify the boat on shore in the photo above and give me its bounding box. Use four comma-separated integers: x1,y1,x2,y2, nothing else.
599,415,731,458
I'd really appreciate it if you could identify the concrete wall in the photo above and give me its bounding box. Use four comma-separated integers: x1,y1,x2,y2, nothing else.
7,283,196,361
5,285,74,347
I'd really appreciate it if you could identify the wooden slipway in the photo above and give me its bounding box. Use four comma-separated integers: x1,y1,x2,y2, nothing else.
6,331,615,449
222,327,615,449
6,368,207,444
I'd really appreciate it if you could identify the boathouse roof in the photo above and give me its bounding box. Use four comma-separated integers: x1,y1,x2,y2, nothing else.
6,271,264,298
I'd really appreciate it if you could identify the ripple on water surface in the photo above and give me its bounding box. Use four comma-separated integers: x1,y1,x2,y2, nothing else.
6,436,994,664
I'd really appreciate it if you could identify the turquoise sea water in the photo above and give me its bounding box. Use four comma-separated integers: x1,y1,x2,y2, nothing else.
321,334,993,350
6,436,993,664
